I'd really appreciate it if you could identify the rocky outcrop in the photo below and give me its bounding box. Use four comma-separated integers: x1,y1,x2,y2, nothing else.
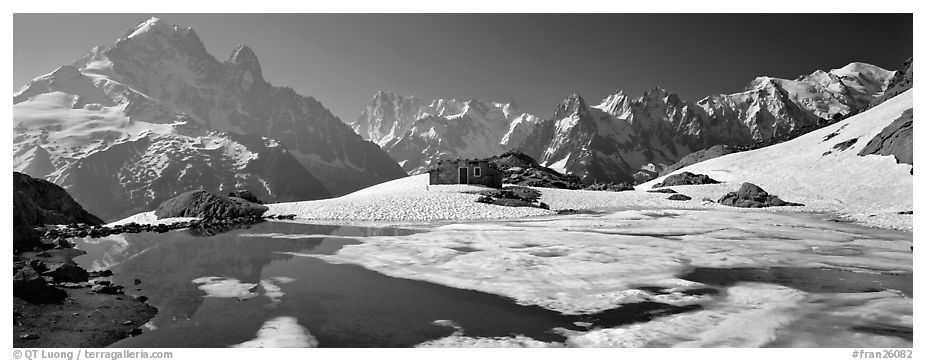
859,108,912,165
228,190,263,204
647,188,677,194
660,145,736,176
14,172,103,225
473,186,549,209
488,151,583,189
667,194,692,201
42,263,90,283
13,172,103,250
14,190,41,250
653,172,720,188
13,266,67,304
717,182,803,208
154,190,269,219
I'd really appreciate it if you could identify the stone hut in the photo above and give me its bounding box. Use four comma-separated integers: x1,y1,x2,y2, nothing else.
428,158,502,188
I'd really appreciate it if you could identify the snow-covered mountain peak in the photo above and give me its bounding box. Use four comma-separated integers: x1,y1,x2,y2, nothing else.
745,76,776,92
554,93,590,119
596,90,632,116
352,90,543,173
831,62,893,79
227,45,263,80
14,17,407,218
126,17,173,39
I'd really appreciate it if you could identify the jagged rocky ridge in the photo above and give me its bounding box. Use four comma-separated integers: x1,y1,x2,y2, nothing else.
517,62,895,184
13,17,404,220
358,62,895,185
351,91,541,174
869,58,913,108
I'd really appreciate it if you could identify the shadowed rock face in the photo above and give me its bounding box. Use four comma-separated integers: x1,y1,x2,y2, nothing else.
14,172,103,226
154,190,268,219
228,190,262,204
869,58,912,109
14,172,103,250
717,182,803,208
859,108,912,166
653,172,720,188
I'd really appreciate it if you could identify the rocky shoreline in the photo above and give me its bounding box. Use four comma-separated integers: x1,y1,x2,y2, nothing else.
34,214,298,241
13,245,157,348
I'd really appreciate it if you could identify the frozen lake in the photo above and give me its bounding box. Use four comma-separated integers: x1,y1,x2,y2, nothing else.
74,209,913,347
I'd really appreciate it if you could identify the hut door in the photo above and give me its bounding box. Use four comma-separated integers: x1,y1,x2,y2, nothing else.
459,167,468,184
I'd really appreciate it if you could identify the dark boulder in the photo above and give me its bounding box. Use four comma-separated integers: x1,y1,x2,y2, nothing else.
667,194,692,201
472,186,547,209
228,190,263,204
42,263,90,283
717,182,803,208
154,190,269,219
653,172,720,188
14,267,66,304
90,284,124,294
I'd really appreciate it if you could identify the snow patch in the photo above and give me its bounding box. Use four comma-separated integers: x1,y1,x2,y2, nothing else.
231,316,318,348
191,276,258,300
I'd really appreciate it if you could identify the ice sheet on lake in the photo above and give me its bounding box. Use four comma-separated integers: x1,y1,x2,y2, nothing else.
306,208,910,347
312,209,911,315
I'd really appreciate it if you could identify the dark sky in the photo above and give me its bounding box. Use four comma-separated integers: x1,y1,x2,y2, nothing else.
13,13,912,121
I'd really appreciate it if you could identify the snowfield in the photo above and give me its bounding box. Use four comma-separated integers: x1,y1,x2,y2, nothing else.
641,89,914,231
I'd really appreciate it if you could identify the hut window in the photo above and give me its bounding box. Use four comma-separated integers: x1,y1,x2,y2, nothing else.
474,167,481,177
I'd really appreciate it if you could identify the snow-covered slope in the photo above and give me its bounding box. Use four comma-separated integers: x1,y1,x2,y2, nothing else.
13,17,406,219
351,91,541,174
520,62,894,184
641,89,914,229
699,62,894,142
